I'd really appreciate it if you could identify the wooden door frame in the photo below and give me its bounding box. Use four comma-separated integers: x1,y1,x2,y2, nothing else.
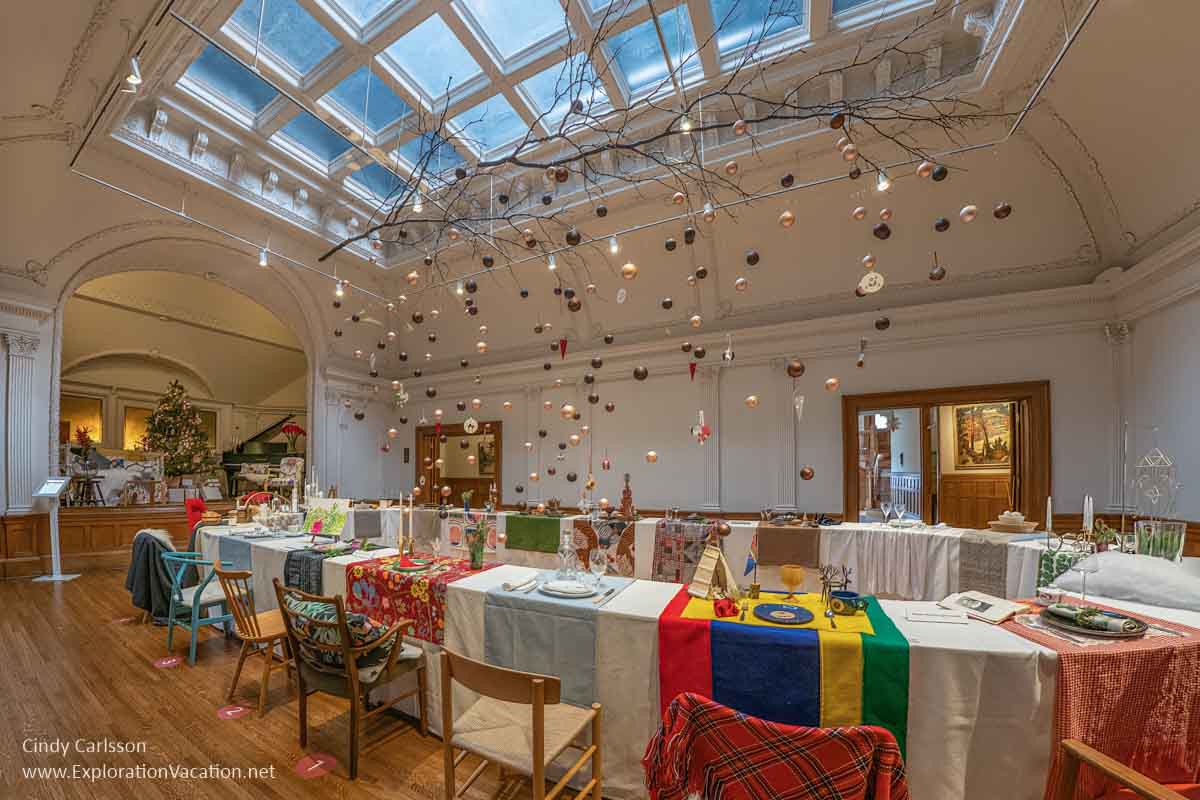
415,421,503,499
841,381,1051,525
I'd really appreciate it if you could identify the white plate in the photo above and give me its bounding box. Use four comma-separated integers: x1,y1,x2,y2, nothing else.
539,580,597,599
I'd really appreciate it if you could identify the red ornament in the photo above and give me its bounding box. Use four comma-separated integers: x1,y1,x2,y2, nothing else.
689,362,697,381
559,338,568,359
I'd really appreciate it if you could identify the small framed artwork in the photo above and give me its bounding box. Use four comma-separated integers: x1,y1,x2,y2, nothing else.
953,402,1012,470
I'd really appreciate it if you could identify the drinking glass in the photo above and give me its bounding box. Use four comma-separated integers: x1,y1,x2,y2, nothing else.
894,503,907,527
589,549,606,587
780,564,805,599
1069,549,1100,604
880,502,893,525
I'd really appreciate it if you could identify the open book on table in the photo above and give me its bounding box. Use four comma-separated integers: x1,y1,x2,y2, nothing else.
937,591,1029,624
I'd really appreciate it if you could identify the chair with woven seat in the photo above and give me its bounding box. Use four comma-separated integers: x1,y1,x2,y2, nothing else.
439,648,602,800
273,579,427,780
1055,739,1194,800
162,551,234,665
215,567,292,716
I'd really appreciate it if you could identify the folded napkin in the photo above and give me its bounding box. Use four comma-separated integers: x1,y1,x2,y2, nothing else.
1046,603,1140,633
713,598,739,618
502,569,539,591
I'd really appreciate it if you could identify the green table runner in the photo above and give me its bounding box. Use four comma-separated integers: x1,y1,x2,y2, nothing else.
505,515,562,553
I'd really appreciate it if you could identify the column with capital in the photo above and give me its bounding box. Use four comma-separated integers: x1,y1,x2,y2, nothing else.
1104,321,1134,513
5,333,40,512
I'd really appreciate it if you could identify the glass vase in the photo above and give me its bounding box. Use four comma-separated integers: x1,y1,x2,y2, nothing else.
468,536,485,570
1135,520,1186,562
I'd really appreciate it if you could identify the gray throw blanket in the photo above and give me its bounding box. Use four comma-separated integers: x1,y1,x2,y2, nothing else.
125,531,178,621
284,549,326,595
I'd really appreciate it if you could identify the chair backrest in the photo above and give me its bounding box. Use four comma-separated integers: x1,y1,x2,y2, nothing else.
161,552,224,602
1055,739,1190,800
439,648,561,705
215,567,261,639
185,498,208,530
278,457,304,479
272,579,358,683
239,491,282,509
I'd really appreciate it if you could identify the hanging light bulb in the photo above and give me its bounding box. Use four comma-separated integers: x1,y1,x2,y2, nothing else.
609,235,619,255
455,280,464,296
548,254,557,272
876,171,891,192
412,192,424,213
125,56,142,86
258,247,268,267
334,280,346,298
679,114,692,133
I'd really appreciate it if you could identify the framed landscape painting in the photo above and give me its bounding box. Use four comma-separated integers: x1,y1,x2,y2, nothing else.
953,402,1012,470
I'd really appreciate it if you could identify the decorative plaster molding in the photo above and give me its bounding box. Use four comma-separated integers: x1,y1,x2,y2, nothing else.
0,259,50,286
149,106,168,141
1103,321,1132,346
294,187,308,207
229,149,245,182
0,299,53,321
190,130,208,160
2,333,40,356
0,130,74,149
263,169,279,196
964,8,996,39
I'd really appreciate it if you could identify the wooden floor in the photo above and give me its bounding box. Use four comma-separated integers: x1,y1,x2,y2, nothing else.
0,560,522,800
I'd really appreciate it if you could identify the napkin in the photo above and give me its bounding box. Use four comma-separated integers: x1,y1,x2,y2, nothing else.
1046,603,1140,632
502,569,539,591
713,598,739,618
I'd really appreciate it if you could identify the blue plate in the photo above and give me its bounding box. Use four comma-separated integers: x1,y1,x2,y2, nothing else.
753,603,815,625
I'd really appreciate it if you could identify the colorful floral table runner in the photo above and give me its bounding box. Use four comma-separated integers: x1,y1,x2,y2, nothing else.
658,588,910,753
1001,603,1200,800
572,517,636,576
345,554,498,644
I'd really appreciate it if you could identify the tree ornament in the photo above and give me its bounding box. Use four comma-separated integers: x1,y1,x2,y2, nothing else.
428,332,438,343
538,429,548,438
546,467,557,476
858,271,885,294
588,392,600,404
724,160,738,176
695,265,709,279
693,346,706,359
873,222,892,240
917,161,935,178
464,278,478,293
605,402,616,412
702,203,717,223
332,299,342,309
334,328,342,337
541,194,552,206
603,334,615,344
544,362,552,371
744,395,759,408
354,411,366,421
993,202,1013,219
875,315,891,331
841,143,859,161
852,206,867,221
879,208,893,222
633,366,649,381
690,314,702,329
836,136,851,151
645,451,658,463
424,255,434,267
733,118,748,136
800,465,815,481
354,349,363,359
566,228,582,246
554,166,569,183
687,274,698,287
824,377,840,392
959,204,978,223
456,400,467,412
413,368,422,377
399,415,408,424
595,204,608,217
471,398,482,410
476,341,488,354
520,288,529,298
664,238,677,251
929,252,947,281
684,226,696,244
848,166,862,180
568,434,581,447
412,311,424,324
745,250,759,266
482,254,494,269
672,191,686,205
560,403,577,420
591,357,603,368
621,262,639,280
781,173,794,188
862,253,877,270
779,210,796,228
426,387,437,398
829,110,846,129
584,373,595,384
934,217,950,232
534,323,544,334
661,297,674,310
448,228,461,242
734,276,749,292
681,341,692,353
786,359,806,378
566,472,578,483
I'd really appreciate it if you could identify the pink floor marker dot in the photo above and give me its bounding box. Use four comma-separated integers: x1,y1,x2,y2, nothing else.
294,753,337,779
153,655,182,669
217,705,249,720
111,616,137,625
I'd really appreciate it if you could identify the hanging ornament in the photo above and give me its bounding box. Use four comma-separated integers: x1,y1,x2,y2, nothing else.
661,297,674,310
829,110,846,129
690,314,702,329
543,400,553,411
459,358,469,368
604,334,615,345
645,451,659,463
872,223,892,240
588,392,600,404
733,118,748,136
695,265,709,279
664,237,676,252
691,410,712,445
621,262,639,280
852,206,867,221
380,441,391,453
426,387,437,398
546,466,557,477
584,373,596,384
934,217,950,233
793,392,805,425
412,311,424,324
862,253,877,270
566,472,577,483
633,366,649,381
689,362,697,381
334,328,342,337
786,359,806,378
672,191,686,205
781,173,795,187
529,472,540,482
959,204,978,223
502,401,513,411
560,403,577,420
406,270,420,286
471,398,482,410
686,274,698,288
841,143,859,161
568,434,582,447
605,401,616,413
681,341,692,353
595,204,608,217
585,474,596,490
734,276,749,292
693,346,707,359
857,337,868,368
993,202,1013,219
875,315,891,331
456,400,467,412
566,228,582,246
917,161,935,178
858,271,885,294
601,452,611,471
779,210,796,228
476,341,488,354
848,165,862,180
931,164,949,182
744,395,760,408
353,410,365,421
683,226,696,245
558,338,568,359
800,465,816,481
724,160,739,176
929,252,947,281
538,429,548,438
879,208,893,222
722,334,735,362
824,377,841,392
591,357,603,369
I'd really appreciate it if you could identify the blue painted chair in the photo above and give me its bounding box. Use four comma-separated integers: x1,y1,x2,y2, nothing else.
162,551,234,665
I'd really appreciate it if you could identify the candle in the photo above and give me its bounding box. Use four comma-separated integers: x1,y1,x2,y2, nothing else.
1046,496,1053,534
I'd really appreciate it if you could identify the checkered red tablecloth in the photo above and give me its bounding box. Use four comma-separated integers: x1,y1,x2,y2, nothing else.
1001,603,1200,800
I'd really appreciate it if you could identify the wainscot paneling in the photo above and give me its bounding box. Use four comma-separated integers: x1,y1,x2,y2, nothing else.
940,474,1012,530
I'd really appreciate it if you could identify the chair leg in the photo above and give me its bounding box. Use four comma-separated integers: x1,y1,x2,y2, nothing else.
442,740,455,800
228,640,251,702
349,696,361,780
298,686,309,747
591,704,603,799
257,648,272,717
188,604,201,665
166,600,177,652
417,665,428,737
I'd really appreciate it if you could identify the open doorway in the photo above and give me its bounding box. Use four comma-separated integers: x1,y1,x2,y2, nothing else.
854,407,924,523
932,402,1014,529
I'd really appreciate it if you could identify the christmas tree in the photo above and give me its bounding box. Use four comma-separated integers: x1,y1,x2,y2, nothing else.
140,380,217,477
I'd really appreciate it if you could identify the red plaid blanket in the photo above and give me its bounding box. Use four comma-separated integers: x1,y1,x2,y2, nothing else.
643,693,909,800
1001,604,1200,800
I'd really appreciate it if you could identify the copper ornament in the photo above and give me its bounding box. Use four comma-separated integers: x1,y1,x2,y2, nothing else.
917,161,935,178
779,210,796,228
824,377,841,392
873,223,892,240
724,160,739,176
633,366,649,381
934,217,950,233
800,465,816,481
959,204,978,223
605,402,616,412
786,358,806,378
645,451,658,463
745,250,760,266
874,316,891,331
735,276,749,292
621,262,639,280
993,202,1013,219
852,206,867,221
744,394,760,408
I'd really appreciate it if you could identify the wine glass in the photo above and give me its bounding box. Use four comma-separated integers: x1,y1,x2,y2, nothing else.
1069,549,1100,605
589,549,606,587
780,564,805,599
880,502,893,525
894,502,907,527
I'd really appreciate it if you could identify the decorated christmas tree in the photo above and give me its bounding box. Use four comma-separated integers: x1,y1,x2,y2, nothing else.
140,380,217,477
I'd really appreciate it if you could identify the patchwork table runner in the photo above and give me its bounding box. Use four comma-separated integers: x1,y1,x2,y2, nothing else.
445,511,501,554
410,508,443,553
756,523,822,569
484,571,634,706
957,532,1017,597
505,514,562,553
345,554,497,644
284,549,327,595
572,517,636,577
658,588,910,753
651,519,717,584
1001,604,1200,800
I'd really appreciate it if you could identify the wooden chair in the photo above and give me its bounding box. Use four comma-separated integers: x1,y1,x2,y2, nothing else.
1055,739,1193,800
273,579,427,780
162,551,234,665
214,567,292,716
439,649,601,800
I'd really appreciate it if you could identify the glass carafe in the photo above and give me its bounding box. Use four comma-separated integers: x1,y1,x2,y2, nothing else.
556,530,578,580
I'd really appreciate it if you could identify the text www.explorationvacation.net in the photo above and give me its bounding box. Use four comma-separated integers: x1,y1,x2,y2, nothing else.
22,763,277,781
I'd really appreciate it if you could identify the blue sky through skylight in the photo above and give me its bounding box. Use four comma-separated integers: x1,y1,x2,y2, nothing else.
458,0,566,60
398,132,467,173
384,13,483,99
275,111,354,162
833,0,873,12
453,95,527,154
184,45,279,113
520,54,609,125
334,0,394,27
607,5,699,95
325,66,412,133
709,0,805,53
228,0,339,75
350,162,408,200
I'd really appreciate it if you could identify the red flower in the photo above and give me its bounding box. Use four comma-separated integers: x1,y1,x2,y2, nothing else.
281,423,306,437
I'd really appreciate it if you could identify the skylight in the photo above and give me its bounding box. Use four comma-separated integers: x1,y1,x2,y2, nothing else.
398,132,467,174
325,66,412,134
709,0,805,54
183,45,278,113
453,95,528,154
457,0,567,60
833,0,874,11
275,111,354,162
227,0,340,76
333,0,395,27
520,54,609,126
350,162,408,201
607,5,700,95
383,13,483,100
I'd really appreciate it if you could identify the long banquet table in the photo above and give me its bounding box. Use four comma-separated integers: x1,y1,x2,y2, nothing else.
194,518,1199,800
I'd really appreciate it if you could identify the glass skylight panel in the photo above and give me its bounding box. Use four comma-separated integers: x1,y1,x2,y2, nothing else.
833,0,873,12
520,54,609,124
458,0,566,60
709,0,804,53
334,0,393,26
607,5,699,95
228,0,340,75
275,111,353,162
453,95,527,154
183,45,279,113
350,162,408,200
398,132,467,173
325,67,412,133
383,14,483,99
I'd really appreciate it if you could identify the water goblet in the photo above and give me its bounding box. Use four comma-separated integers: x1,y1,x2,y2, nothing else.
780,564,805,599
894,503,907,527
589,548,606,587
880,502,893,525
1069,548,1100,604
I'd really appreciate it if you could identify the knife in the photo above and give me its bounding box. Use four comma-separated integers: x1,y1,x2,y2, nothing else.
592,587,617,606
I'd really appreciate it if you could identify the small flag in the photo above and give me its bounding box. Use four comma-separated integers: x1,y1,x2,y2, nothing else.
744,532,758,576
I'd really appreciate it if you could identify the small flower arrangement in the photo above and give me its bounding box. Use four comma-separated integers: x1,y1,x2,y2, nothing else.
464,517,487,570
281,423,306,452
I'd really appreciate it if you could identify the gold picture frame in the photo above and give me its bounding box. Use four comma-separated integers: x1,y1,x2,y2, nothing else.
953,402,1012,470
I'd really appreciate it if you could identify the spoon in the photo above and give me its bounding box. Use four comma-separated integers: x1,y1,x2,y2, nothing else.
825,608,837,629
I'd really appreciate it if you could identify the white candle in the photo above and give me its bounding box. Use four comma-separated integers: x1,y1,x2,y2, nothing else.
1046,496,1053,534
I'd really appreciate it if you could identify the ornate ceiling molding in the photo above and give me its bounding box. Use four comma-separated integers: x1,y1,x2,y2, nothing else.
0,259,50,286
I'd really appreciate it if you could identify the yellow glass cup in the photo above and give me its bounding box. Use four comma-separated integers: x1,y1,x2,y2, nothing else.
780,564,805,599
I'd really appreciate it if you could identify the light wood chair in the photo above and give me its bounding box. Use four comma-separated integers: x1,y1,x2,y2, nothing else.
1054,739,1193,800
439,649,601,800
214,567,292,716
273,579,427,780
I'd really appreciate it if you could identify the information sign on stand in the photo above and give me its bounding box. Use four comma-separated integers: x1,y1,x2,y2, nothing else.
33,478,80,582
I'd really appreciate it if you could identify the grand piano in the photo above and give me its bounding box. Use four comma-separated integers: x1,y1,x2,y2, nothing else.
221,414,296,496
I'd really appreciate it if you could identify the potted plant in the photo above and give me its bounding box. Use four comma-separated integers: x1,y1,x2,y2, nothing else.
464,517,487,570
281,422,306,454
72,426,96,475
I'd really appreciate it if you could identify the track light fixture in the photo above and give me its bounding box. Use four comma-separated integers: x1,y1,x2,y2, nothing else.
335,279,346,298
412,192,424,214
876,170,891,192
609,235,619,255
126,56,143,87
258,247,268,267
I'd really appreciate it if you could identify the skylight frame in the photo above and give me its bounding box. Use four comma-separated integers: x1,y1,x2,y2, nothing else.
223,0,343,81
